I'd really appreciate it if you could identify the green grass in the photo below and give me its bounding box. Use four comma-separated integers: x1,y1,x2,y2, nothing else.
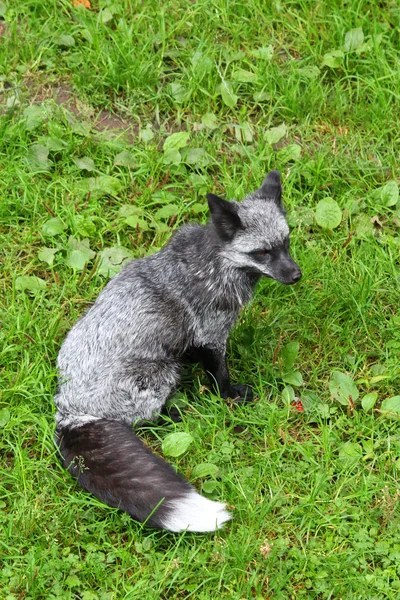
1,0,400,598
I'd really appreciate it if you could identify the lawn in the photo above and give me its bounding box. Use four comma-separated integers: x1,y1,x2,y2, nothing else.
1,0,400,598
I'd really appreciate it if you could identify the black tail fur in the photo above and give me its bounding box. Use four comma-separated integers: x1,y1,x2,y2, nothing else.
55,419,231,532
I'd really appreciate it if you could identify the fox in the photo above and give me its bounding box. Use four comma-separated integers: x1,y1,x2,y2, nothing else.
54,170,302,533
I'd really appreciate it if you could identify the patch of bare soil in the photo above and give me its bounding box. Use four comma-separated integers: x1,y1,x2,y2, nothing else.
24,80,138,141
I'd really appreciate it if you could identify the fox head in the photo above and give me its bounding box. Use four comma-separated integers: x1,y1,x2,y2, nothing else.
207,171,302,285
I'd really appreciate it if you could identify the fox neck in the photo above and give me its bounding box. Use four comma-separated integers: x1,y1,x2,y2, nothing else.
163,224,260,311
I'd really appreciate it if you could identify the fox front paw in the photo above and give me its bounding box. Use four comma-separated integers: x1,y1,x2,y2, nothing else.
223,384,254,403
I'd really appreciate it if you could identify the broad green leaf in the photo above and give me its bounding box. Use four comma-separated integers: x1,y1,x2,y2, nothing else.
361,392,378,412
265,123,286,145
362,439,374,458
0,2,6,17
344,198,362,215
297,66,320,79
317,403,331,419
97,246,133,277
278,144,302,163
329,371,359,405
381,396,400,417
80,28,93,44
15,275,46,293
354,213,374,238
74,215,96,237
192,463,219,479
379,180,399,207
253,91,271,103
38,247,60,266
282,385,295,405
201,112,218,129
163,132,190,152
88,175,122,196
218,81,238,108
140,126,155,144
154,205,179,220
191,202,207,214
66,114,92,136
55,34,75,47
114,151,137,168
118,205,144,218
124,215,149,231
0,408,11,427
352,33,381,56
224,49,245,62
234,122,253,143
189,174,208,191
81,592,99,600
65,237,96,271
23,105,43,130
162,148,182,165
6,94,19,109
252,45,274,60
191,51,213,75
27,144,50,170
232,69,257,83
315,198,342,229
280,341,300,371
386,340,400,351
42,217,67,237
100,7,114,23
152,191,178,204
65,574,81,588
162,432,194,457
338,442,362,466
134,538,152,553
45,137,67,152
202,480,217,494
74,156,96,171
344,27,364,52
321,50,344,68
170,83,190,103
282,371,303,387
355,40,373,55
185,148,211,167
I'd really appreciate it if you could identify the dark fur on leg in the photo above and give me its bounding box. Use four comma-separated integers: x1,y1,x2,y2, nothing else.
186,346,253,402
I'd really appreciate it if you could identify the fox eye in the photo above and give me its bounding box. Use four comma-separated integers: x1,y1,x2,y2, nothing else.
250,248,270,258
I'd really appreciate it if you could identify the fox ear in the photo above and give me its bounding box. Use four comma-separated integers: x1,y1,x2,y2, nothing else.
259,170,282,204
207,194,242,241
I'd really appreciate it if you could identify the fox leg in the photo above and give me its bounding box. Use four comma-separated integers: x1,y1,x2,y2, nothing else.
190,345,253,402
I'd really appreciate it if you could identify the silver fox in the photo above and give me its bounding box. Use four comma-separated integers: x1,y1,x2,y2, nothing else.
54,170,301,533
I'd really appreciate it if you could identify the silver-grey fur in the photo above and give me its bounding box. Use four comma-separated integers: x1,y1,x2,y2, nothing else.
54,170,301,532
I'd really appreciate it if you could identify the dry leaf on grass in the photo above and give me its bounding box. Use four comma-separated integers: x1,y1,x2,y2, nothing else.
73,0,91,8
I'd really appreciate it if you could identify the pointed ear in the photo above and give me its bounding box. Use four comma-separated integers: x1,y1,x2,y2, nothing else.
207,194,242,241
258,170,282,204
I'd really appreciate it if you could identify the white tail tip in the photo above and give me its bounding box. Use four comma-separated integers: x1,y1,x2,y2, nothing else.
162,491,231,533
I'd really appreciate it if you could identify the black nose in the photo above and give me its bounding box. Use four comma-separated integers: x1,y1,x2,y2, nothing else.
290,269,302,283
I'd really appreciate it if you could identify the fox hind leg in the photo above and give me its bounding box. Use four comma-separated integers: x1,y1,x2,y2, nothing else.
114,359,182,423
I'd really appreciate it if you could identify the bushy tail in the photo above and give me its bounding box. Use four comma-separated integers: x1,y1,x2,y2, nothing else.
55,419,231,532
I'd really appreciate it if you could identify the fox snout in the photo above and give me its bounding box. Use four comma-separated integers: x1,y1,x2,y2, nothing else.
286,265,302,285
273,257,302,285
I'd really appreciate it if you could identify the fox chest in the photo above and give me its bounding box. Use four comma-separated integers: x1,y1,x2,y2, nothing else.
191,308,239,348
